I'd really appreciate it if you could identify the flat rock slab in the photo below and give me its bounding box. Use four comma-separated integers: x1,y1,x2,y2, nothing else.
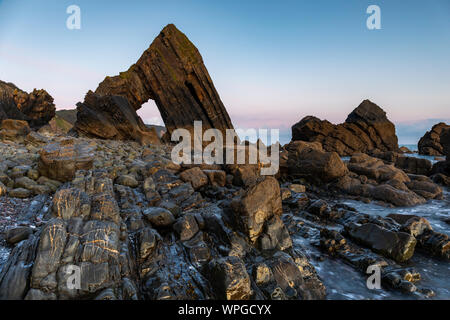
38,139,94,182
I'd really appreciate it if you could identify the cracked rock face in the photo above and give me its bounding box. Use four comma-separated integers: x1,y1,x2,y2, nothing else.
0,136,327,300
291,100,399,156
418,123,450,156
38,139,95,182
74,92,161,145
75,24,233,142
0,119,31,143
0,80,55,128
0,171,138,300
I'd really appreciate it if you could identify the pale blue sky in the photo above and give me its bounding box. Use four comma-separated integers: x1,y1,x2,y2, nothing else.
0,0,449,143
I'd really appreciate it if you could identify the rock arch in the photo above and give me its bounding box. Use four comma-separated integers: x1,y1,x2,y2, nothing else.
74,24,234,144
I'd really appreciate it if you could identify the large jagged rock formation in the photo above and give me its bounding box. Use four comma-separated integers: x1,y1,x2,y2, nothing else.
74,24,233,143
418,122,450,156
0,80,55,128
74,92,160,145
291,100,398,156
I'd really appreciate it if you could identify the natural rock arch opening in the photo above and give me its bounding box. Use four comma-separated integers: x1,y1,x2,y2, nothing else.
74,24,234,144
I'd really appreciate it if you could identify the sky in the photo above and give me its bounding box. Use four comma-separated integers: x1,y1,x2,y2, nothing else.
0,0,449,144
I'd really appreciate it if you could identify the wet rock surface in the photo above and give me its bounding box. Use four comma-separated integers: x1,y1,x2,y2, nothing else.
0,136,328,300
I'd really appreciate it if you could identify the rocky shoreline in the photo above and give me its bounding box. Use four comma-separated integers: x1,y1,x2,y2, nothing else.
0,23,449,300
0,125,448,300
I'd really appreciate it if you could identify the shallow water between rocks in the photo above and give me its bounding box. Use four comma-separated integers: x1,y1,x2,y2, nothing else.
291,188,450,300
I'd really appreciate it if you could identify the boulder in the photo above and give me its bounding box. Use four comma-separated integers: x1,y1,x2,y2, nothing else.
406,178,443,200
258,215,292,251
207,256,252,300
395,156,432,176
288,184,306,193
115,174,139,188
179,167,209,190
143,207,175,228
348,153,409,183
137,227,159,262
0,80,55,128
227,164,259,187
387,214,433,237
265,251,326,300
5,227,33,245
287,140,348,183
0,119,31,142
291,100,398,156
74,91,160,145
38,139,94,182
8,188,32,198
431,160,450,177
334,153,443,206
336,177,426,207
203,169,226,187
231,176,282,243
348,223,416,262
173,214,199,241
431,173,450,187
416,230,450,260
76,24,233,141
418,123,450,156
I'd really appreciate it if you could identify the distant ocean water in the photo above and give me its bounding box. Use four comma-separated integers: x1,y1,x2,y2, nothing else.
237,132,423,150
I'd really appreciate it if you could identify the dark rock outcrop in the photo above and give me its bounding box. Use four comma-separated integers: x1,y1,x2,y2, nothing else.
418,123,450,156
335,153,442,207
231,176,283,243
291,100,398,156
348,223,417,263
370,150,433,176
74,92,160,145
75,24,233,142
286,141,348,183
0,80,55,128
